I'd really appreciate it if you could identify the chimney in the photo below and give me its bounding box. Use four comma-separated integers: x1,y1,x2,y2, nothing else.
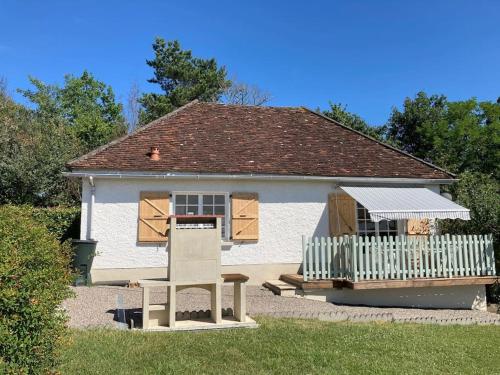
150,146,160,161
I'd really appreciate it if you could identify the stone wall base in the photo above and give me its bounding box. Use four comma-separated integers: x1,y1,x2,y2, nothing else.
300,285,487,311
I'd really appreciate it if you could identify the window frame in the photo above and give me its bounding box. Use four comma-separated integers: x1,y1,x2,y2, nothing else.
172,191,230,240
355,202,404,238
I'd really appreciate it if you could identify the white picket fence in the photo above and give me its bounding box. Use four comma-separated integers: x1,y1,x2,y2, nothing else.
302,234,496,282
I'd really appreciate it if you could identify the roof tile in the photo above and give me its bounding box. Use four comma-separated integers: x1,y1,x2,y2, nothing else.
67,102,453,179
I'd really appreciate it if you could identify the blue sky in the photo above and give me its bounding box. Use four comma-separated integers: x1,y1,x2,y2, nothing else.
1,0,499,125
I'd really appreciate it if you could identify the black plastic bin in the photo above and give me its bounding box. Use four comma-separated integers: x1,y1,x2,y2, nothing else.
71,239,97,285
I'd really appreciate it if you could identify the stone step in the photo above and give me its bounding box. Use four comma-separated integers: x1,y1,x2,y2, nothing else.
263,279,299,297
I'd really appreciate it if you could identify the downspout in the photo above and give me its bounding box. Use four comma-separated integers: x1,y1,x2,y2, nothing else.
86,176,96,240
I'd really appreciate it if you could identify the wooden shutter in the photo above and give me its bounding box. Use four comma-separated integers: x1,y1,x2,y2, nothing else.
328,193,356,236
138,192,169,242
407,219,430,235
231,193,259,241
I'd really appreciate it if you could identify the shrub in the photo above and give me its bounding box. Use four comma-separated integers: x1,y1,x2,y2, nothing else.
0,205,73,373
5,205,80,242
30,206,80,242
440,172,499,265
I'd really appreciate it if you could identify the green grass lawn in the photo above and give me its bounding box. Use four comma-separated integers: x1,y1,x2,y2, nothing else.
61,317,500,375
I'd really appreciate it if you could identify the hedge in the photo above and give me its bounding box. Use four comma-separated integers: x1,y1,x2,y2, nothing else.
7,205,81,242
0,205,74,373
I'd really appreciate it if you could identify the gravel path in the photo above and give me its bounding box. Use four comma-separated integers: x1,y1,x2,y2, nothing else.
62,285,500,328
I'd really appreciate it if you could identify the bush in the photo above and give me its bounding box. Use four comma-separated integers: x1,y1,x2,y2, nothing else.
6,205,80,242
440,172,499,270
0,205,73,373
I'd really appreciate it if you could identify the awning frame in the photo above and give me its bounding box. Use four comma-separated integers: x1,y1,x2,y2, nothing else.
340,186,470,222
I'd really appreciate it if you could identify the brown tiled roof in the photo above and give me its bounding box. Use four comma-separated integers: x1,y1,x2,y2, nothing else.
67,101,453,179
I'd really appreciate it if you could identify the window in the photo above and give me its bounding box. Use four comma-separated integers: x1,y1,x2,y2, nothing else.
174,193,228,239
356,202,398,238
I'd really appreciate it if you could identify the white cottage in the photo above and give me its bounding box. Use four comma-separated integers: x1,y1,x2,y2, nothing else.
65,101,496,309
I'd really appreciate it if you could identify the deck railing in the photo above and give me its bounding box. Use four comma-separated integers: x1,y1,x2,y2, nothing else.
302,234,496,282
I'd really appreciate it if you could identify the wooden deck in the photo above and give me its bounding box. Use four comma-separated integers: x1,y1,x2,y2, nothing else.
280,274,498,291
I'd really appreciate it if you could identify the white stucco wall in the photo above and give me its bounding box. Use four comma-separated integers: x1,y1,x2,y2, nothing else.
81,177,335,271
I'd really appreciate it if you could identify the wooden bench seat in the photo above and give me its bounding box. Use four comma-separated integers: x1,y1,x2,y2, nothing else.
222,273,249,283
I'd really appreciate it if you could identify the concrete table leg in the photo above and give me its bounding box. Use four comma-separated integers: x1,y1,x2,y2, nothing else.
234,282,247,322
211,283,222,324
168,285,176,328
142,287,150,329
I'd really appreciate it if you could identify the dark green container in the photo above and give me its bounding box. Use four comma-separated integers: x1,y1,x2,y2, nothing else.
71,239,97,286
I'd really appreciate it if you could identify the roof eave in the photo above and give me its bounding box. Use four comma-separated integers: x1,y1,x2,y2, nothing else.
63,169,457,185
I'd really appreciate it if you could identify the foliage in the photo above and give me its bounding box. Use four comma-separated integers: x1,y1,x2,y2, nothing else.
322,102,386,141
434,99,500,178
9,205,81,242
139,39,230,123
385,92,448,158
20,71,127,151
386,92,500,177
0,92,81,206
440,172,499,256
61,318,500,374
0,205,73,374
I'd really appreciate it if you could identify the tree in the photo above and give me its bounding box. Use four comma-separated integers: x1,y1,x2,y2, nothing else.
322,102,385,141
433,99,499,177
0,76,7,98
223,80,271,106
20,71,127,151
385,92,499,177
139,39,230,123
126,82,142,132
441,172,499,238
385,92,448,159
0,91,81,206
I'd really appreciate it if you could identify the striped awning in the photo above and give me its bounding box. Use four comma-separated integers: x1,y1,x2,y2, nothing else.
340,186,470,222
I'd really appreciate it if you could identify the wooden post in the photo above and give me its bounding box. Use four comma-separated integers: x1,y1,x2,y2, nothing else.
383,236,388,279
395,236,400,279
302,235,308,282
365,236,370,279
308,237,314,280
445,234,452,278
473,235,480,276
371,236,377,280
412,236,417,278
320,237,326,279
401,235,407,281
326,237,332,279
352,235,358,282
377,236,383,280
479,235,486,276
358,236,364,281
389,236,394,279
422,236,428,277
333,237,339,278
457,235,464,277
463,235,470,276
489,234,497,275
430,236,436,278
142,286,150,329
314,237,320,280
